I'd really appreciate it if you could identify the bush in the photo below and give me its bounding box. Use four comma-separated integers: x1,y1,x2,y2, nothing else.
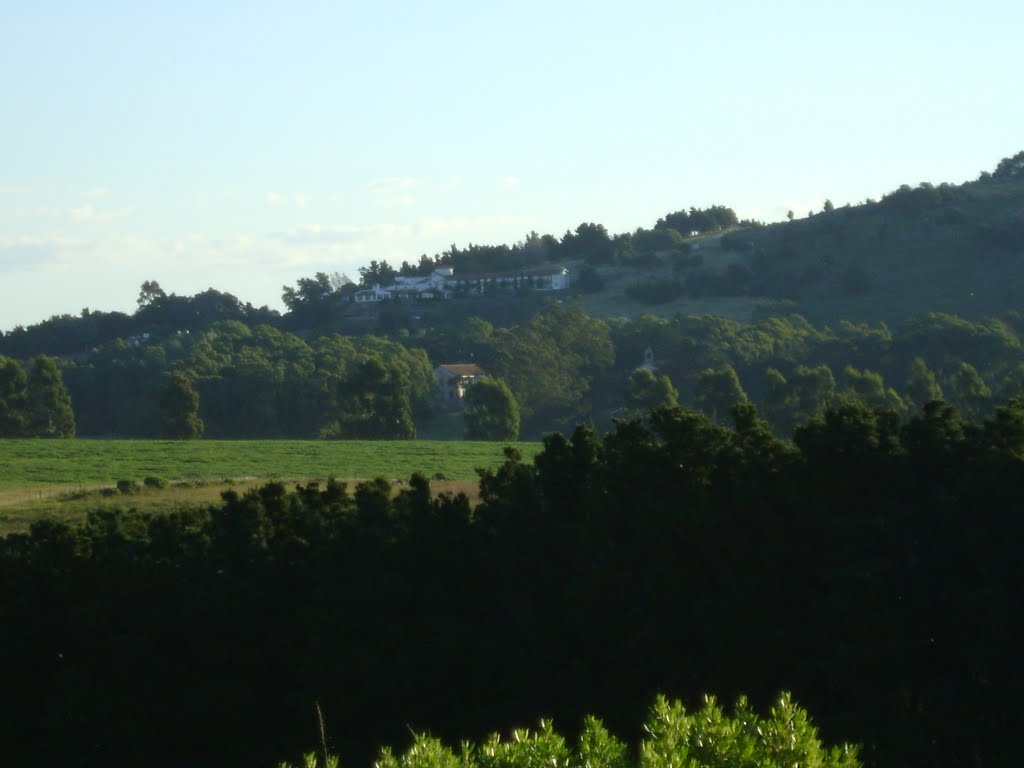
116,479,141,495
143,475,169,489
280,693,860,768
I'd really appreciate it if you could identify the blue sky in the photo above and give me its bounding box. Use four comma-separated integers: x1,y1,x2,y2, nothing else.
2,0,1022,331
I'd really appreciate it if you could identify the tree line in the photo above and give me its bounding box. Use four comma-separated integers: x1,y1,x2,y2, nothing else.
0,396,1019,767
8,303,1024,441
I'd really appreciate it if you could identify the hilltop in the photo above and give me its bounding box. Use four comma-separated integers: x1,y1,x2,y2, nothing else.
575,155,1024,326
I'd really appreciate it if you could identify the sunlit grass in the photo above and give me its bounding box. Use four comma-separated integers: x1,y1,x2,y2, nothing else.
0,438,536,535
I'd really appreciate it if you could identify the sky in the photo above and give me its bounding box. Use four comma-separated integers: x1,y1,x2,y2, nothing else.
2,0,1022,331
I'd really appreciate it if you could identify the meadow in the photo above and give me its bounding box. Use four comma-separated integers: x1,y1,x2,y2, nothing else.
0,438,540,534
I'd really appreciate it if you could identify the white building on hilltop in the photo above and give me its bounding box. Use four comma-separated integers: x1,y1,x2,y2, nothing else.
351,266,568,303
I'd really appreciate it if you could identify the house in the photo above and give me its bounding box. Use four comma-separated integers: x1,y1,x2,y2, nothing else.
435,363,486,406
353,285,390,303
446,266,569,295
350,266,568,303
385,268,453,300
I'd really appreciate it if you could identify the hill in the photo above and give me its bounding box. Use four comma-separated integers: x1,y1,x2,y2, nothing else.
609,168,1024,326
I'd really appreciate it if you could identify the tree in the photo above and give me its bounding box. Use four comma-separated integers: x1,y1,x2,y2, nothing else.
823,199,835,213
158,372,204,439
26,355,75,437
576,264,605,293
844,366,906,414
947,362,992,422
625,367,678,414
787,210,795,222
992,150,1024,180
0,356,29,437
905,357,943,411
326,357,415,439
562,223,614,265
137,280,167,308
464,377,520,440
694,365,749,424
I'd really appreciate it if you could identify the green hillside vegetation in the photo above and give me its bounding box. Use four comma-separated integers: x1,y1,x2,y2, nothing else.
705,171,1024,324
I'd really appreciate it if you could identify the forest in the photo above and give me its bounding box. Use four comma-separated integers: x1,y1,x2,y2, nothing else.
0,397,1020,767
5,304,1024,442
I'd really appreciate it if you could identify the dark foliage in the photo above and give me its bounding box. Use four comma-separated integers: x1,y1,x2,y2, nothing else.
0,400,1020,768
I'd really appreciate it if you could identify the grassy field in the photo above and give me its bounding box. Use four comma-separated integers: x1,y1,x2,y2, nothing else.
0,438,541,535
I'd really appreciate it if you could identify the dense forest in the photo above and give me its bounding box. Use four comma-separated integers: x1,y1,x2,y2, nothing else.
5,305,1024,441
1,398,1020,767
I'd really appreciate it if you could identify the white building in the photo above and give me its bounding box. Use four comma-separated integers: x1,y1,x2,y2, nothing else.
352,266,568,302
434,363,487,406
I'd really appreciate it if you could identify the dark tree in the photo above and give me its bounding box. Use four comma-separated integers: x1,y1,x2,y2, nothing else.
326,357,415,439
694,365,749,424
625,367,678,413
158,372,204,439
576,264,605,293
26,355,75,437
992,150,1024,179
137,280,167,308
464,377,520,440
0,355,29,437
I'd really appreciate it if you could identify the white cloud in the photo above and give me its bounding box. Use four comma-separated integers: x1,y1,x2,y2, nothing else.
373,193,416,208
270,223,410,248
266,191,316,208
0,236,95,271
68,203,134,223
367,177,417,192
415,213,533,239
71,204,95,221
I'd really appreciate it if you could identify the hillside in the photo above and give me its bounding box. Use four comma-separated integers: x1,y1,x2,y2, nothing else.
620,172,1024,326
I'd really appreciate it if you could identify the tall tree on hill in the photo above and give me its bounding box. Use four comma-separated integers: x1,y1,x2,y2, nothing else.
158,372,204,439
464,377,520,440
992,150,1024,179
0,356,29,437
26,355,75,437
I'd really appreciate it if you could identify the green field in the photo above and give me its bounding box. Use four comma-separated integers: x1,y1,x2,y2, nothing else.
0,439,541,535
0,438,541,491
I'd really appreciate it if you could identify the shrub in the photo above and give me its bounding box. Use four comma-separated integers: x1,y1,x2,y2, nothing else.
280,693,859,768
116,479,141,495
143,475,169,489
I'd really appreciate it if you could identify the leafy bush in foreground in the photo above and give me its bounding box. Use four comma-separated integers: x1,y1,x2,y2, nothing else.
281,694,859,768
